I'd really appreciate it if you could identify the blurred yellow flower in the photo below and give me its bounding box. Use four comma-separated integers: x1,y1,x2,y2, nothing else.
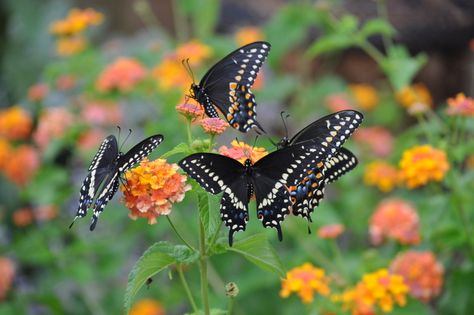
0,105,32,140
390,251,443,303
280,262,330,304
121,158,191,224
50,8,103,36
235,27,264,46
218,140,268,164
334,269,408,314
96,57,147,93
446,93,474,117
364,161,400,192
349,84,379,111
369,198,420,246
129,298,165,315
153,56,191,91
395,83,432,115
399,145,449,188
56,36,88,56
175,39,212,66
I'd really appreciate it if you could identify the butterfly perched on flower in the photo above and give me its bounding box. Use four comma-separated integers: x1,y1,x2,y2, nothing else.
179,141,336,246
188,41,270,133
277,110,363,221
71,134,163,230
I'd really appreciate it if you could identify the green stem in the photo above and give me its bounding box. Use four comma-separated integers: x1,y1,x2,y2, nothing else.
376,0,393,51
177,264,199,313
199,216,211,315
186,118,193,145
207,221,223,254
330,240,347,281
358,41,386,65
227,297,235,315
166,216,196,251
209,134,215,152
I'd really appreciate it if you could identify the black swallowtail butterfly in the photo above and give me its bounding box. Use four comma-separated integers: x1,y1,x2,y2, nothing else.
179,141,336,246
278,110,363,221
71,134,163,230
189,41,270,133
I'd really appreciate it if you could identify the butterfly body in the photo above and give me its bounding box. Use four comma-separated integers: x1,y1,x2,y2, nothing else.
179,140,334,245
189,41,270,133
72,134,163,230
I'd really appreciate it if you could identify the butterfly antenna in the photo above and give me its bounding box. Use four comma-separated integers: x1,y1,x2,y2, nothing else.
117,125,122,145
186,58,195,84
119,129,133,153
252,135,259,150
280,111,290,139
182,58,195,84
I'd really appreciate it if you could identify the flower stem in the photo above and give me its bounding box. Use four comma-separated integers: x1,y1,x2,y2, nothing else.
177,264,199,313
227,297,235,315
186,118,193,145
199,216,211,315
166,216,196,251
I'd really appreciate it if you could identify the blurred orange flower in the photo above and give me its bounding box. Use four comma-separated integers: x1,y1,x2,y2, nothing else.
0,105,33,140
33,107,74,150
176,99,205,123
446,93,474,117
349,84,379,111
200,117,228,135
122,158,191,224
50,8,103,36
390,251,443,302
175,39,212,66
235,27,265,46
56,36,88,56
13,208,34,227
153,56,191,91
334,269,408,314
33,205,58,222
80,99,123,126
354,127,393,157
396,83,432,115
96,57,147,93
399,145,449,189
129,299,165,315
364,161,400,192
77,129,106,152
369,198,420,246
280,262,330,304
56,74,77,91
0,257,15,300
2,145,40,186
218,140,268,164
0,138,12,170
325,93,355,112
27,83,49,102
318,224,345,239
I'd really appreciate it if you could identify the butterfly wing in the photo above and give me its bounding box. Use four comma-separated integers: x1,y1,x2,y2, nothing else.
289,110,363,151
73,136,118,224
117,134,164,172
198,41,271,133
89,172,119,231
178,153,249,245
323,147,358,185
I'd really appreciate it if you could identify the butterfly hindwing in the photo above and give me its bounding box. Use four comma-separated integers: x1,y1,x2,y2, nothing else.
221,180,250,246
324,147,358,185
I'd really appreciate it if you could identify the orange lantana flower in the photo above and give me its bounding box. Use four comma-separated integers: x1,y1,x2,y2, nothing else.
396,83,432,115
318,224,345,239
121,158,191,224
200,118,228,135
364,161,400,192
2,145,40,186
349,84,379,111
218,140,268,164
33,107,74,150
129,299,165,315
235,27,264,46
446,93,474,117
96,57,147,93
0,105,33,140
175,39,212,66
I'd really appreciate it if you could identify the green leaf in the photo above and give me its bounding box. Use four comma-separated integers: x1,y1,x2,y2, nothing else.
379,45,427,91
338,15,358,33
160,142,190,159
124,242,198,311
227,233,285,276
359,18,395,38
439,265,474,315
197,190,210,236
306,33,355,57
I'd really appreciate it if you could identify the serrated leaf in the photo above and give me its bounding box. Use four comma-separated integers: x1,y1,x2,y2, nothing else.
124,242,198,311
161,142,191,159
359,18,395,38
380,45,427,91
227,233,285,276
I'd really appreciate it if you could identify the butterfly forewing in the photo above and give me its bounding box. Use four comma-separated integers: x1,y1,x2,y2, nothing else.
87,136,118,172
118,135,163,172
324,147,358,184
178,153,246,195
